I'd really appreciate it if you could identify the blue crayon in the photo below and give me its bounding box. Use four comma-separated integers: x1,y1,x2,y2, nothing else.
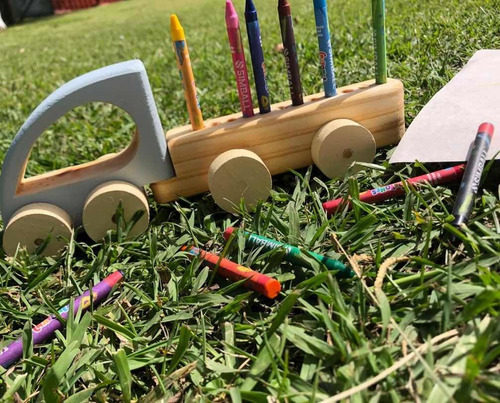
313,0,337,97
245,0,271,114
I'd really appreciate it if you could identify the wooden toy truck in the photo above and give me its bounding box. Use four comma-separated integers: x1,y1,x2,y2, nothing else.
0,60,404,256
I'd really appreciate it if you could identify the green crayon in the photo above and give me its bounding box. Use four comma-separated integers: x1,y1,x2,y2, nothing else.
371,0,387,84
223,227,353,278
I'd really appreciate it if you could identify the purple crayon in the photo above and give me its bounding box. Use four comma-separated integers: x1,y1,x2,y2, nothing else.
0,271,124,368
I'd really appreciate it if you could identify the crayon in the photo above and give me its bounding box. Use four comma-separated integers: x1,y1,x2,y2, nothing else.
323,165,466,215
245,0,271,114
371,0,387,84
452,123,494,227
181,245,281,298
226,0,254,117
223,227,352,278
170,14,205,130
0,271,124,369
312,0,337,97
278,0,303,106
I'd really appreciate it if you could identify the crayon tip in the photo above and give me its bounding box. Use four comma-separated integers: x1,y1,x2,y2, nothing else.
278,0,291,16
225,0,239,27
245,0,257,19
106,270,125,286
170,14,185,42
478,122,495,138
264,278,281,299
223,227,235,241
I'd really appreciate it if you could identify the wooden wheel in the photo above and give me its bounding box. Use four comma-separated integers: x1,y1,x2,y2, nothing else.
208,149,272,213
311,119,376,178
82,181,149,242
3,203,73,256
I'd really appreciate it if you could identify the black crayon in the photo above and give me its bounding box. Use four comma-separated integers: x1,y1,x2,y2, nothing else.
278,0,303,106
452,122,494,227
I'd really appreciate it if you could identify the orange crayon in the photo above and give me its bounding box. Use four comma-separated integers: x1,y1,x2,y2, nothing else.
181,246,281,298
170,14,205,130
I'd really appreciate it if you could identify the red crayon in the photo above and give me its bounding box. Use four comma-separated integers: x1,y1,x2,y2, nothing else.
226,0,254,117
181,246,281,298
323,165,465,214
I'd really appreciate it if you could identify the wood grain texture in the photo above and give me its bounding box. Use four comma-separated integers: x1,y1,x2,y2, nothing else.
152,78,405,203
3,203,73,257
208,149,272,213
311,119,376,178
18,134,139,196
82,181,149,242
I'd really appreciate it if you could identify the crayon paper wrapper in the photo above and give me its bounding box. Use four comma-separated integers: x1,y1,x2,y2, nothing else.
0,271,122,368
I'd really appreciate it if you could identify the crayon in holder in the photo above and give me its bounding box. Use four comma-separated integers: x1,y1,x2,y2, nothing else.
151,78,405,211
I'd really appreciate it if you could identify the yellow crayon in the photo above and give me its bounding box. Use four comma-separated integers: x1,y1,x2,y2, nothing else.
170,14,205,130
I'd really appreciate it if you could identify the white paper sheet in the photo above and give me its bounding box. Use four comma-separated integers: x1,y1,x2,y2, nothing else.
390,50,500,163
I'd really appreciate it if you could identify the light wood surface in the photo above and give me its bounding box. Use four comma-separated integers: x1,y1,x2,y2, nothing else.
82,181,149,242
152,78,404,203
18,134,139,197
311,119,376,178
208,149,272,213
3,203,73,256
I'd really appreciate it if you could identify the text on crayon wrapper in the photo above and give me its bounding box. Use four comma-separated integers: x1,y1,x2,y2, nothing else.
469,151,487,195
319,51,328,81
369,170,450,196
33,292,98,333
261,62,268,80
283,48,300,100
235,60,252,109
236,266,253,273
249,235,293,254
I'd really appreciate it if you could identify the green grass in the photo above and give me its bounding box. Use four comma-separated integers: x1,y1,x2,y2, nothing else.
1,0,500,401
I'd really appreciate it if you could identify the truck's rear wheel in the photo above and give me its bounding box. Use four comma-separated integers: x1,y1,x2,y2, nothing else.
82,181,149,242
3,203,73,256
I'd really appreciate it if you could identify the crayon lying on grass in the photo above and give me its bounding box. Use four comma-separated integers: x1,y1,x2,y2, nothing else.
452,122,494,227
223,227,353,278
170,14,205,130
226,0,254,117
181,246,281,298
322,165,466,215
0,271,124,369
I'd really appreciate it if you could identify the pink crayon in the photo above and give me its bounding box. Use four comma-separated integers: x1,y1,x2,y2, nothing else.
0,271,124,368
226,0,254,117
323,165,466,214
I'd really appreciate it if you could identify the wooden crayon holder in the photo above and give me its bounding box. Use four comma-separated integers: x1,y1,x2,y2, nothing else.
151,78,405,204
